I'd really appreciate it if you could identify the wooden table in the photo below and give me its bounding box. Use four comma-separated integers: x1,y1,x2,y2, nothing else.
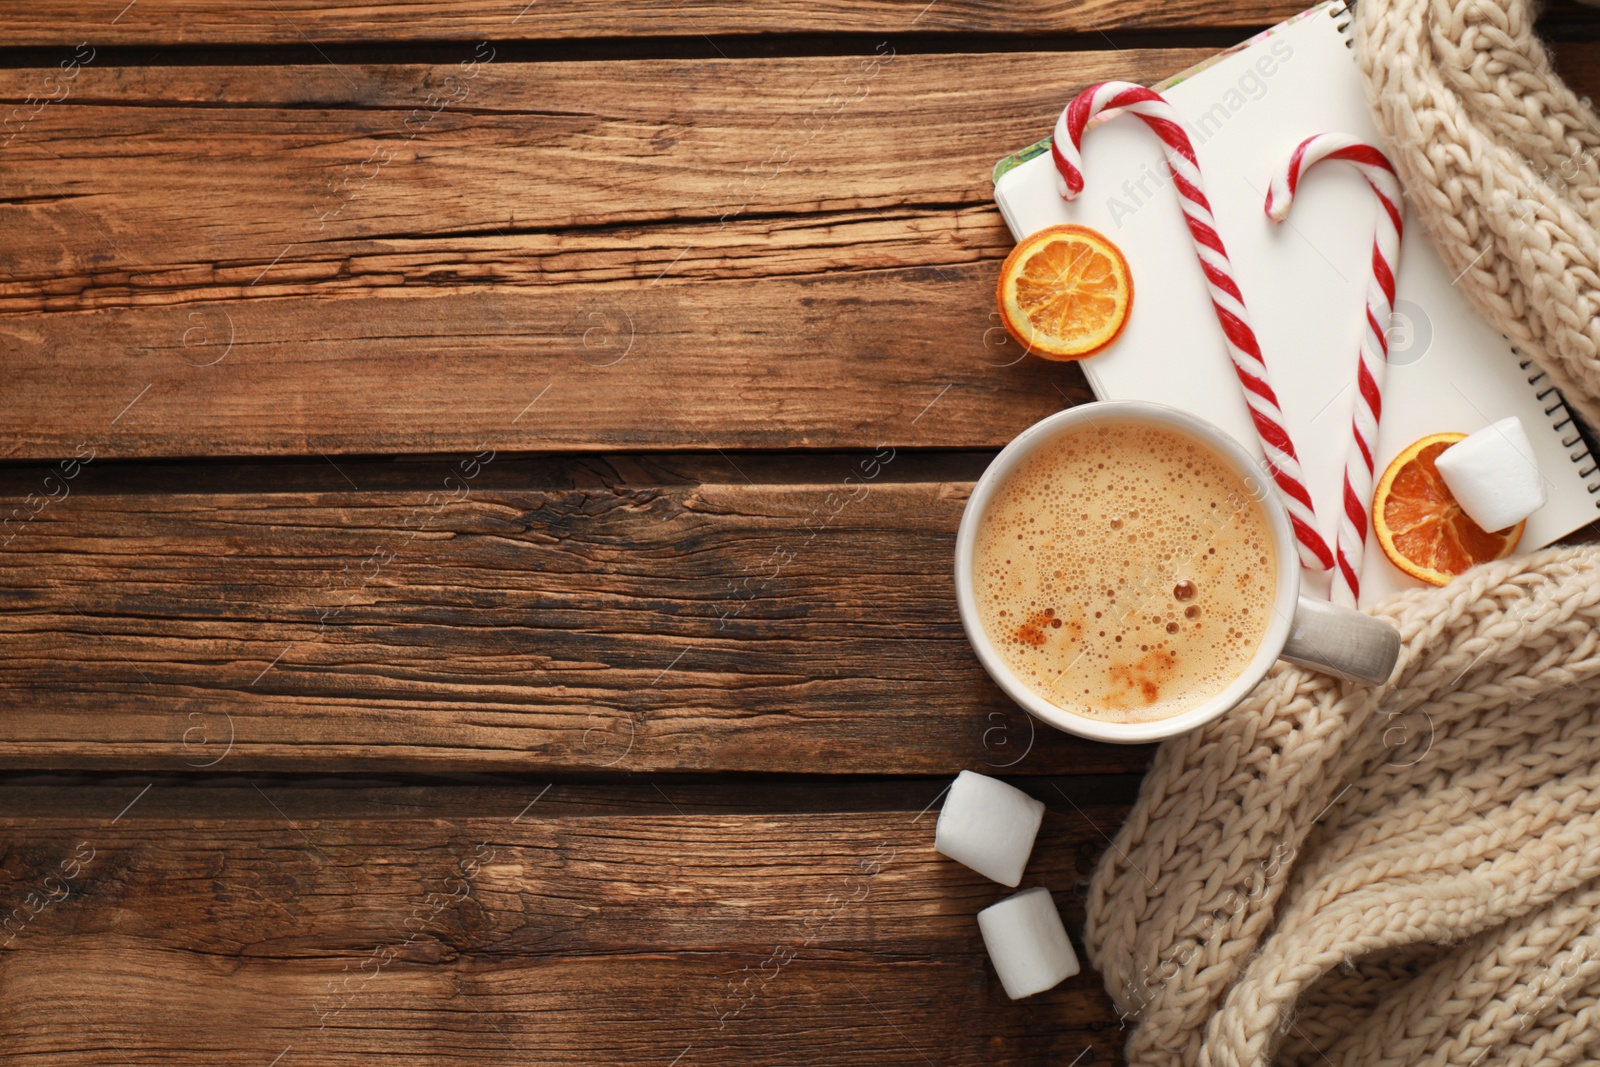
2,3,1596,1062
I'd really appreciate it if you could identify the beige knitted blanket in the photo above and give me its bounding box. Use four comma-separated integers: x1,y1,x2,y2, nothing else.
1082,1,1600,1064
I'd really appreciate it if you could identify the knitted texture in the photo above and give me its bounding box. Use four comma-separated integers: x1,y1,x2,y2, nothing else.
1082,2,1600,1062
1086,544,1600,1067
1359,0,1600,430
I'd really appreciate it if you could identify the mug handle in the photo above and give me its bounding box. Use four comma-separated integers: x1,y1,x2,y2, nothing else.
1280,596,1401,685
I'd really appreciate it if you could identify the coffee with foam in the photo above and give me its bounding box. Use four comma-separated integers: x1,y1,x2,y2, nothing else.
972,421,1276,723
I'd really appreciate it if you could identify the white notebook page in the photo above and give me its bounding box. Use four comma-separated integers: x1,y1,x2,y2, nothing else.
993,4,1597,605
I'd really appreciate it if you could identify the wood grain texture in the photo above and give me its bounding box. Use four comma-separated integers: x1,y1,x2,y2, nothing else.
0,49,1189,459
7,0,1597,45
0,781,1130,1065
0,453,1150,775
0,0,1318,46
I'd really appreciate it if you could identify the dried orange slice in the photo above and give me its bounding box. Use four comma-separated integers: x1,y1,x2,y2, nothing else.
1373,433,1524,586
996,224,1133,361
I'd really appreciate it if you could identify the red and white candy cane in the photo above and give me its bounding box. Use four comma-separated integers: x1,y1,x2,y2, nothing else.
1051,82,1334,572
1264,134,1403,607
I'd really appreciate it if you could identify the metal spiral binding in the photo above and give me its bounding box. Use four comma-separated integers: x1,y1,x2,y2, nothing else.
1332,0,1354,48
1520,355,1600,495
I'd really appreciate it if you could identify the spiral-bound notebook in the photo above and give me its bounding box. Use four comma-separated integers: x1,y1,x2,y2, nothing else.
992,1,1599,606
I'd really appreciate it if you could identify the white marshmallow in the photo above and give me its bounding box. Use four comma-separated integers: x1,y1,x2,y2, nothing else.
1434,417,1548,532
977,886,1080,999
934,770,1045,887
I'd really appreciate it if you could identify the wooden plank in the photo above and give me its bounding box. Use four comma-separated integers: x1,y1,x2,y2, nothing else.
0,49,1187,459
0,453,1152,775
7,0,1597,45
0,0,1324,46
0,52,1193,284
0,265,1094,458
0,781,1129,1065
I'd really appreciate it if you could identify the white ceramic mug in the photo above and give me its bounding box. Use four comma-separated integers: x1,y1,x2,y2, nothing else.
954,400,1401,744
